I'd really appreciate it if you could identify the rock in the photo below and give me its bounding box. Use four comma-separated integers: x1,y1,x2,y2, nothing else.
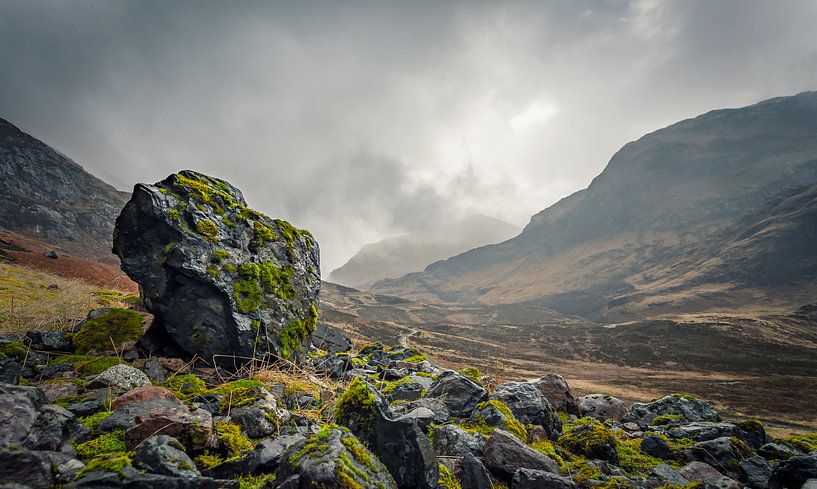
625,394,720,425
312,323,352,353
576,394,628,422
25,331,73,351
490,381,562,439
768,453,817,489
669,421,765,450
511,468,577,489
112,171,321,364
66,399,104,417
276,427,397,489
111,385,179,411
483,429,560,482
803,479,817,489
741,456,772,489
71,308,148,355
641,434,674,460
134,435,201,478
124,405,216,451
229,397,289,439
0,357,21,384
432,424,488,457
392,397,451,424
314,354,351,379
385,380,425,403
531,373,579,415
26,404,86,451
44,250,58,259
38,381,80,403
460,452,493,489
72,469,239,488
652,463,689,486
88,364,151,391
686,436,752,476
144,356,167,383
0,448,54,489
679,461,735,485
211,434,306,479
558,418,618,463
759,443,798,460
425,371,487,418
398,407,435,432
0,384,82,452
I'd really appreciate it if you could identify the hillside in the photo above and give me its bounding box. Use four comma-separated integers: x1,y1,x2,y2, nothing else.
373,92,817,321
0,118,129,265
329,215,518,289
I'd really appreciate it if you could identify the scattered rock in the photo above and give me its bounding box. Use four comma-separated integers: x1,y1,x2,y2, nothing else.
625,394,720,425
483,429,560,482
134,435,201,478
641,434,674,460
490,381,562,439
740,455,772,489
511,468,577,489
43,250,58,259
25,331,73,352
652,463,689,486
211,434,306,479
38,381,80,403
426,371,487,418
124,404,216,451
576,394,628,422
0,357,21,384
679,461,736,485
531,373,579,416
460,452,493,489
229,396,289,439
143,356,167,383
0,448,55,489
88,364,151,391
432,424,488,457
312,323,352,353
111,385,179,411
686,436,752,476
112,171,321,364
759,443,798,460
669,421,765,450
769,453,817,489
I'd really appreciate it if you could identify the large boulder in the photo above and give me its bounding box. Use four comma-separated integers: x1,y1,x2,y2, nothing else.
425,371,487,418
483,429,560,482
531,373,579,415
576,394,628,422
769,453,817,489
511,468,577,489
490,381,562,439
133,435,201,478
112,171,321,364
625,394,720,425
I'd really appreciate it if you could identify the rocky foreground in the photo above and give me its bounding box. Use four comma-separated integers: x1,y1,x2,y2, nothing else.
0,314,816,489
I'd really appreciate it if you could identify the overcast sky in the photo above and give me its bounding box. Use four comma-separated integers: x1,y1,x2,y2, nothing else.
1,0,816,273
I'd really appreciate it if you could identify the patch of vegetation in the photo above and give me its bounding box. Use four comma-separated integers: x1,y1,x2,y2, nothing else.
233,277,263,313
238,473,277,489
459,367,481,384
781,432,817,452
93,289,139,307
290,424,334,466
335,377,377,439
672,393,697,401
72,308,143,354
558,417,617,459
402,353,427,364
0,340,28,361
273,219,313,254
166,209,179,221
195,219,219,242
736,419,765,438
469,399,528,441
194,452,224,470
278,304,318,358
438,463,461,489
77,453,133,478
206,265,221,279
50,355,123,376
211,249,230,263
340,436,376,470
253,221,277,247
80,411,113,431
209,380,267,413
651,414,683,426
74,429,127,459
562,456,603,483
164,374,207,398
531,439,566,467
214,421,254,460
616,438,664,477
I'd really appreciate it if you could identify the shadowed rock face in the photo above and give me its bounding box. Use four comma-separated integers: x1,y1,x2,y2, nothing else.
113,171,320,365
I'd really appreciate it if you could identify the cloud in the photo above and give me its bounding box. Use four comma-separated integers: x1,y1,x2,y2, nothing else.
1,0,816,272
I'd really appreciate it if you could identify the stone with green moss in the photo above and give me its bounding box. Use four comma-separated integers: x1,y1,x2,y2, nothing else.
50,354,123,376
558,417,619,463
113,170,321,365
72,308,144,354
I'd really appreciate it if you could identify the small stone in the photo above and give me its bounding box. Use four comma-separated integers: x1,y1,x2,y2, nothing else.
111,385,178,411
88,364,151,391
38,381,80,403
133,435,200,478
576,394,629,422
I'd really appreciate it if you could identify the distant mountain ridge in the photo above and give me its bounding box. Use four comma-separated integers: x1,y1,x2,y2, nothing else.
328,214,518,289
372,92,817,320
0,117,129,264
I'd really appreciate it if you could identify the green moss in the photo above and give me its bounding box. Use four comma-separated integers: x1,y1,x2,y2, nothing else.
278,304,318,359
468,400,528,442
80,411,113,431
211,249,230,263
77,453,133,478
335,377,377,439
195,219,219,242
781,433,817,452
72,308,143,354
616,438,663,477
258,262,295,300
172,173,239,213
167,209,179,221
233,278,263,313
273,219,312,255
340,436,376,470
730,436,754,458
238,473,277,489
93,289,139,307
558,417,617,459
253,221,277,247
562,457,603,483
672,393,697,401
380,376,414,395
223,264,236,274
206,265,221,279
290,424,334,465
531,439,566,467
459,367,481,384
214,421,254,460
194,452,224,470
736,419,765,438
652,414,683,426
438,463,461,489
402,354,426,363
74,430,127,459
50,355,123,376
209,380,267,413
221,215,237,228
0,341,28,361
164,374,207,398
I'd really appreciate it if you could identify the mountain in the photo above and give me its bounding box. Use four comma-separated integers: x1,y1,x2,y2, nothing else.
328,214,518,289
0,118,129,264
372,92,817,320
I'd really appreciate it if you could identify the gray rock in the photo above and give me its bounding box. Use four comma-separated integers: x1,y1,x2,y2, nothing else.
71,469,239,488
490,381,562,439
89,364,151,390
531,373,579,415
511,468,576,489
802,479,817,489
432,424,488,457
211,434,306,478
26,404,87,452
625,394,720,424
686,436,752,476
652,463,689,486
741,456,772,489
0,449,54,489
38,381,80,403
25,331,73,351
66,399,104,417
760,443,798,460
678,461,734,485
576,394,628,422
276,427,396,489
768,453,817,489
386,380,425,403
144,356,167,383
641,434,674,460
113,171,321,364
0,357,21,384
669,421,765,450
314,354,351,379
44,250,58,259
426,371,487,418
399,407,436,432
0,384,84,453
393,397,451,424
460,452,493,489
134,435,201,478
229,396,289,439
483,429,560,482
312,323,352,353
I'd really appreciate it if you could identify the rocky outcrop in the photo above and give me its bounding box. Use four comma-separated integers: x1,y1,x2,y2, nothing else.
113,171,320,364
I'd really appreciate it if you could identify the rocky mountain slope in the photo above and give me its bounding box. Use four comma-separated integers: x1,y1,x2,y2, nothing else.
373,92,817,321
0,118,129,265
329,215,518,290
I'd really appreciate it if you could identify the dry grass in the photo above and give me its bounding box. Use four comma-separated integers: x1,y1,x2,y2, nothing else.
0,263,132,332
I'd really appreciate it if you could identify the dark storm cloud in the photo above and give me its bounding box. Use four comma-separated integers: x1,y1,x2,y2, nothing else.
1,0,816,271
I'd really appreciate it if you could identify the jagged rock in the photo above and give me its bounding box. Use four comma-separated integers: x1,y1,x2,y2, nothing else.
88,364,151,391
490,381,562,439
112,171,320,364
124,405,215,451
314,354,351,379
685,437,751,477
134,435,201,478
531,373,579,415
511,468,576,489
576,394,628,421
759,443,798,460
27,404,87,452
229,396,289,439
678,461,740,487
385,379,425,403
211,434,306,479
460,452,493,489
652,464,689,485
111,385,179,411
741,456,772,489
0,356,20,384
432,424,487,457
0,384,84,452
625,394,720,424
426,371,487,418
66,400,104,417
392,397,451,424
769,453,817,489
483,429,560,482
0,449,55,489
25,331,73,351
39,381,80,403
669,421,765,450
312,323,352,353
641,434,674,460
144,356,167,383
399,407,436,432
276,427,396,489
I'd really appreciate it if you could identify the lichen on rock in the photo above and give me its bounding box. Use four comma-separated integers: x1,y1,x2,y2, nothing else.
112,170,320,365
